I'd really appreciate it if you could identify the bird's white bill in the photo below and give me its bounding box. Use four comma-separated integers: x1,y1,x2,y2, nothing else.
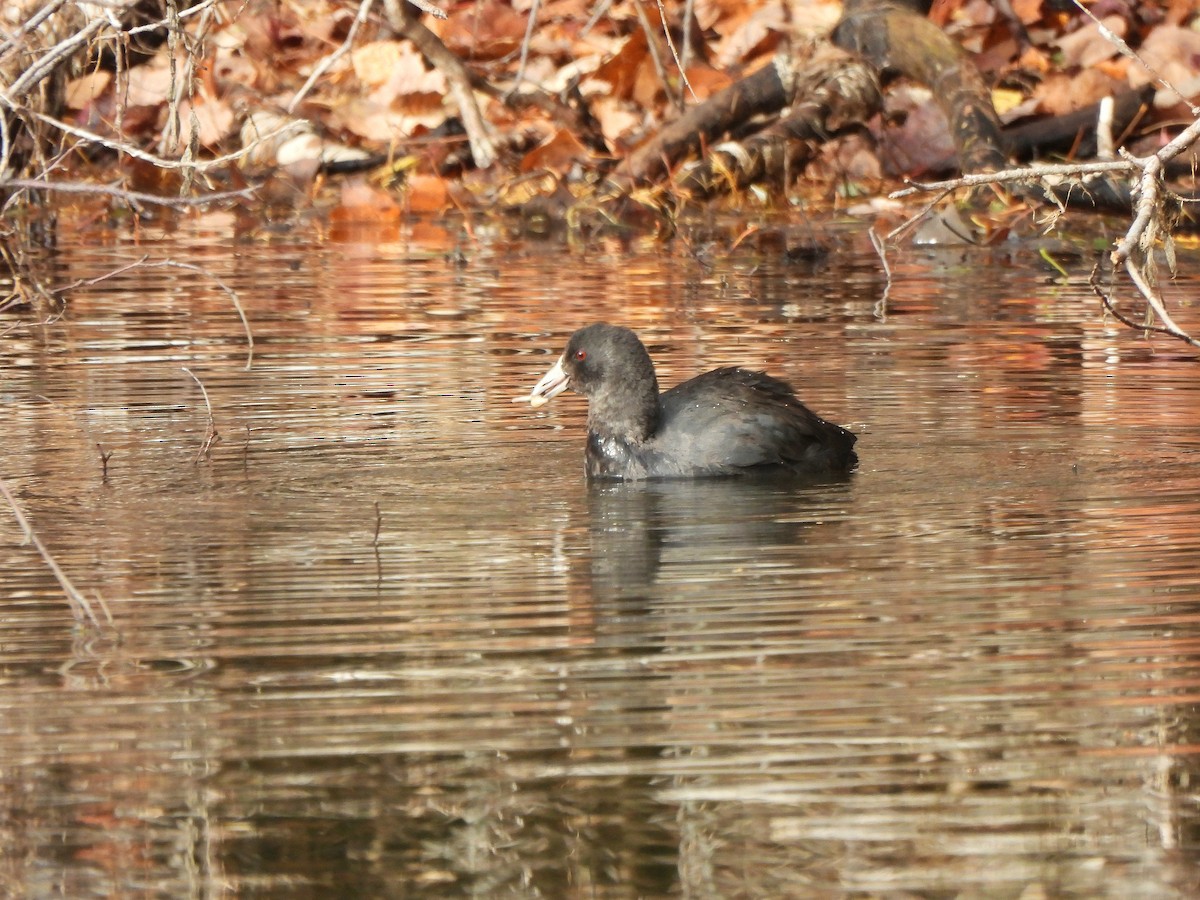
513,355,569,407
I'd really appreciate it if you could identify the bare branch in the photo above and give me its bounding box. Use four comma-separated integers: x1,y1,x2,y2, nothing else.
404,0,448,19
382,0,496,168
2,178,255,207
889,160,1131,199
1,18,108,101
11,105,296,174
895,128,1200,347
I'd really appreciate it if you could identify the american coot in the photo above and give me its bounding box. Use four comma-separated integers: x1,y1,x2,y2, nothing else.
515,323,858,480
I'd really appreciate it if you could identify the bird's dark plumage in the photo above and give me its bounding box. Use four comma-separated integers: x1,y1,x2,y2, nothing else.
521,323,857,480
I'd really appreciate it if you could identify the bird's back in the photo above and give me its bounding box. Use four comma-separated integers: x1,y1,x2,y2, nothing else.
649,367,857,476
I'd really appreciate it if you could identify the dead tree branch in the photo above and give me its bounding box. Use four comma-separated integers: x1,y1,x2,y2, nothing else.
891,119,1200,348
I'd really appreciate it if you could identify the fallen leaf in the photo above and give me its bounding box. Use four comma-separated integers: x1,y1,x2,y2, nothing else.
880,86,957,175
592,31,649,100
437,0,527,61
681,64,733,102
1128,25,1200,91
176,95,236,148
1034,69,1123,116
590,95,643,146
1055,15,1127,69
520,127,591,174
65,71,112,110
1012,0,1043,25
992,86,1026,116
332,178,401,224
403,173,450,213
352,40,408,87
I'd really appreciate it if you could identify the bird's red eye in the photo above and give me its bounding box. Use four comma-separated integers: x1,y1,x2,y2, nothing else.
574,349,587,361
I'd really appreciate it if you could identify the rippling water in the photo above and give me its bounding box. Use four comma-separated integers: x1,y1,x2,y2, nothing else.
2,216,1200,897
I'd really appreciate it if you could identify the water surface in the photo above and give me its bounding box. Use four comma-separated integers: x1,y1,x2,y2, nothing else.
2,217,1200,897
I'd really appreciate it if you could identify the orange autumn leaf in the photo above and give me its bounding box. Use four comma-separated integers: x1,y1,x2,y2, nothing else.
520,128,591,175
331,179,401,224
437,0,526,62
1012,0,1043,24
592,31,649,101
403,173,450,214
681,64,733,102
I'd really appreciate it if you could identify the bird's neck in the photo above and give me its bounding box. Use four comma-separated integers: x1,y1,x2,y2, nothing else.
588,377,660,443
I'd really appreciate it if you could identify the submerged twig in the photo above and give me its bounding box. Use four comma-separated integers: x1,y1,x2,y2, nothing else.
373,501,383,587
0,476,108,629
1089,261,1185,343
868,227,891,318
52,256,254,369
151,260,253,369
97,443,113,481
183,367,220,461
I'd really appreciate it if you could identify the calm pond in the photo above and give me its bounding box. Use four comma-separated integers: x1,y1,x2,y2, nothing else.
2,214,1200,898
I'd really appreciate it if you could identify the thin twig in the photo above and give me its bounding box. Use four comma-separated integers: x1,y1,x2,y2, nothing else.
1072,0,1199,116
10,106,302,174
655,0,696,102
0,18,108,100
288,0,377,113
149,260,253,369
633,0,681,112
680,0,695,72
509,0,541,93
868,227,891,319
581,0,614,37
47,255,253,368
3,178,255,207
0,0,69,61
887,187,954,242
97,443,113,481
889,159,1131,199
0,476,106,628
182,367,220,462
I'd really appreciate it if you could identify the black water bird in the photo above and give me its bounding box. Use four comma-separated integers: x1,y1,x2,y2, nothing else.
516,323,858,480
